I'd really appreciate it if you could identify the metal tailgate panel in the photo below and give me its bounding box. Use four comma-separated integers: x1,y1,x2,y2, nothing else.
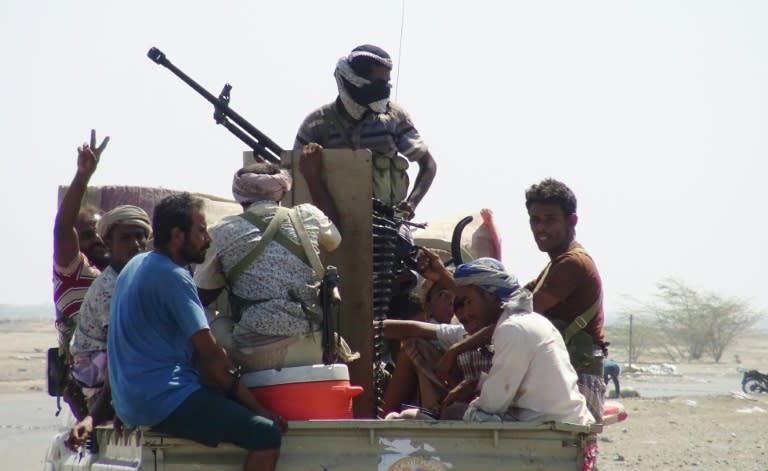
126,420,594,471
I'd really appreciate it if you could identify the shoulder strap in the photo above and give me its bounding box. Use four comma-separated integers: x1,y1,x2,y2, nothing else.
226,208,289,285
532,262,552,294
531,246,599,343
238,210,309,266
287,207,325,278
562,294,601,343
557,246,598,342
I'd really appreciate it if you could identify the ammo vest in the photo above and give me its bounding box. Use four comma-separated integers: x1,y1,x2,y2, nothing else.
320,103,410,206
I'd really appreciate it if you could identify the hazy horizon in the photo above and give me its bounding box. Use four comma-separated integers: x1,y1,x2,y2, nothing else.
2,2,766,323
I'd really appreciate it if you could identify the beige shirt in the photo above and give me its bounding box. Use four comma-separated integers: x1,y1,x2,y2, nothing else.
467,306,594,425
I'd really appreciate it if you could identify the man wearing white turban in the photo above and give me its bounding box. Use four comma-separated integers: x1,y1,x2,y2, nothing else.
195,161,355,371
416,250,594,426
66,204,151,451
294,44,437,221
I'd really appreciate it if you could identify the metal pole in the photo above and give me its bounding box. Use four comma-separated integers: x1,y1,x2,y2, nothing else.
628,314,634,369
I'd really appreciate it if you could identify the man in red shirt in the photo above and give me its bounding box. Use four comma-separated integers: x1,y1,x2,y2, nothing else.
524,178,606,422
433,178,607,423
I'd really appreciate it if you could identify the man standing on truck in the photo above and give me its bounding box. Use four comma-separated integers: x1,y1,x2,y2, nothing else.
523,178,606,422
433,179,607,422
416,252,594,425
53,129,110,419
294,44,437,221
108,193,286,471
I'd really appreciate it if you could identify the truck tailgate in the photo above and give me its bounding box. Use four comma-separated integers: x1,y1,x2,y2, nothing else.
93,420,599,471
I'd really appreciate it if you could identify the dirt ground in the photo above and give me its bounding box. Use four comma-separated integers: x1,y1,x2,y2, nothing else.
599,329,768,470
0,319,54,393
1,320,767,470
599,395,768,470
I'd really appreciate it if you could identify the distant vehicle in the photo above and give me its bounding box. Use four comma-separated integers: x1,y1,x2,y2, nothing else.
741,369,768,394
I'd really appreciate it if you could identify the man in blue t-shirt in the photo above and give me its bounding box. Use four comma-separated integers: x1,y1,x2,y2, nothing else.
108,193,286,471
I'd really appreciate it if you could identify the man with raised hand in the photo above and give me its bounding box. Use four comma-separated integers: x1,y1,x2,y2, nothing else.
52,129,109,418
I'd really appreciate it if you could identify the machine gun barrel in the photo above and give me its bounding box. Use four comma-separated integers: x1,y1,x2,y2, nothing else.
147,47,284,164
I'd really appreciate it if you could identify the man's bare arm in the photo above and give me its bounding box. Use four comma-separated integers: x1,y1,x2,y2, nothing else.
379,319,438,341
190,329,287,431
192,330,288,431
53,130,109,267
436,325,494,383
300,143,342,229
405,151,436,211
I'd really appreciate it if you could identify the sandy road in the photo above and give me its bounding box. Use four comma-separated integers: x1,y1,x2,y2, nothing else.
0,392,66,470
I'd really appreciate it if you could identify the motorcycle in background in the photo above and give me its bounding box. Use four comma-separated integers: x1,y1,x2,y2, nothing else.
741,369,768,394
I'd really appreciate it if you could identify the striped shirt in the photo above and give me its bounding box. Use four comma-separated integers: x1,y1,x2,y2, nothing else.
436,323,494,381
457,346,494,382
294,101,429,162
53,252,101,321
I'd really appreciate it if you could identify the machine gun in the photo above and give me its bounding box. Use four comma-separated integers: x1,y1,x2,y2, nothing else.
147,47,284,164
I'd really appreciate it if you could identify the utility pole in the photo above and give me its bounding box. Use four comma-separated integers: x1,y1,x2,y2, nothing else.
628,314,634,369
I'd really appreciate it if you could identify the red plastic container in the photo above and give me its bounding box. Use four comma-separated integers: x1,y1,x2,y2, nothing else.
241,364,363,420
602,400,628,425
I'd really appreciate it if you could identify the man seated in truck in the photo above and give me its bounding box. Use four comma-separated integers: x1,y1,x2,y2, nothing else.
195,161,357,371
379,278,494,420
53,130,110,419
108,193,286,471
523,178,607,421
378,278,462,417
417,251,595,425
294,44,437,221
65,205,152,451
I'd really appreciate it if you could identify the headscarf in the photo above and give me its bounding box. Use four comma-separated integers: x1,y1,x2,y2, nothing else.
96,205,152,240
453,257,521,301
232,165,292,204
334,45,393,120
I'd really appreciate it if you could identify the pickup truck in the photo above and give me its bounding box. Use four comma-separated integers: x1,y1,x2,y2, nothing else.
43,150,623,471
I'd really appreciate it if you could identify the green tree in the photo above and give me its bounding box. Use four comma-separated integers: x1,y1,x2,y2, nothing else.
648,278,762,363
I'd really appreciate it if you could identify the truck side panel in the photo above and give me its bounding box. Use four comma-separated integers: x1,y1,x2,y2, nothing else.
92,421,596,471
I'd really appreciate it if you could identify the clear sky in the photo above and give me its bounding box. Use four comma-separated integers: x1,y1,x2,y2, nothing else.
1,1,766,324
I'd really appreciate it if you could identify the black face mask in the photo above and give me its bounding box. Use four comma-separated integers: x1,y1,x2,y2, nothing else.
343,77,391,105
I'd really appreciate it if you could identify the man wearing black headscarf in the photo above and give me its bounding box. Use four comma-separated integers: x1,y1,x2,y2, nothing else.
294,44,437,220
